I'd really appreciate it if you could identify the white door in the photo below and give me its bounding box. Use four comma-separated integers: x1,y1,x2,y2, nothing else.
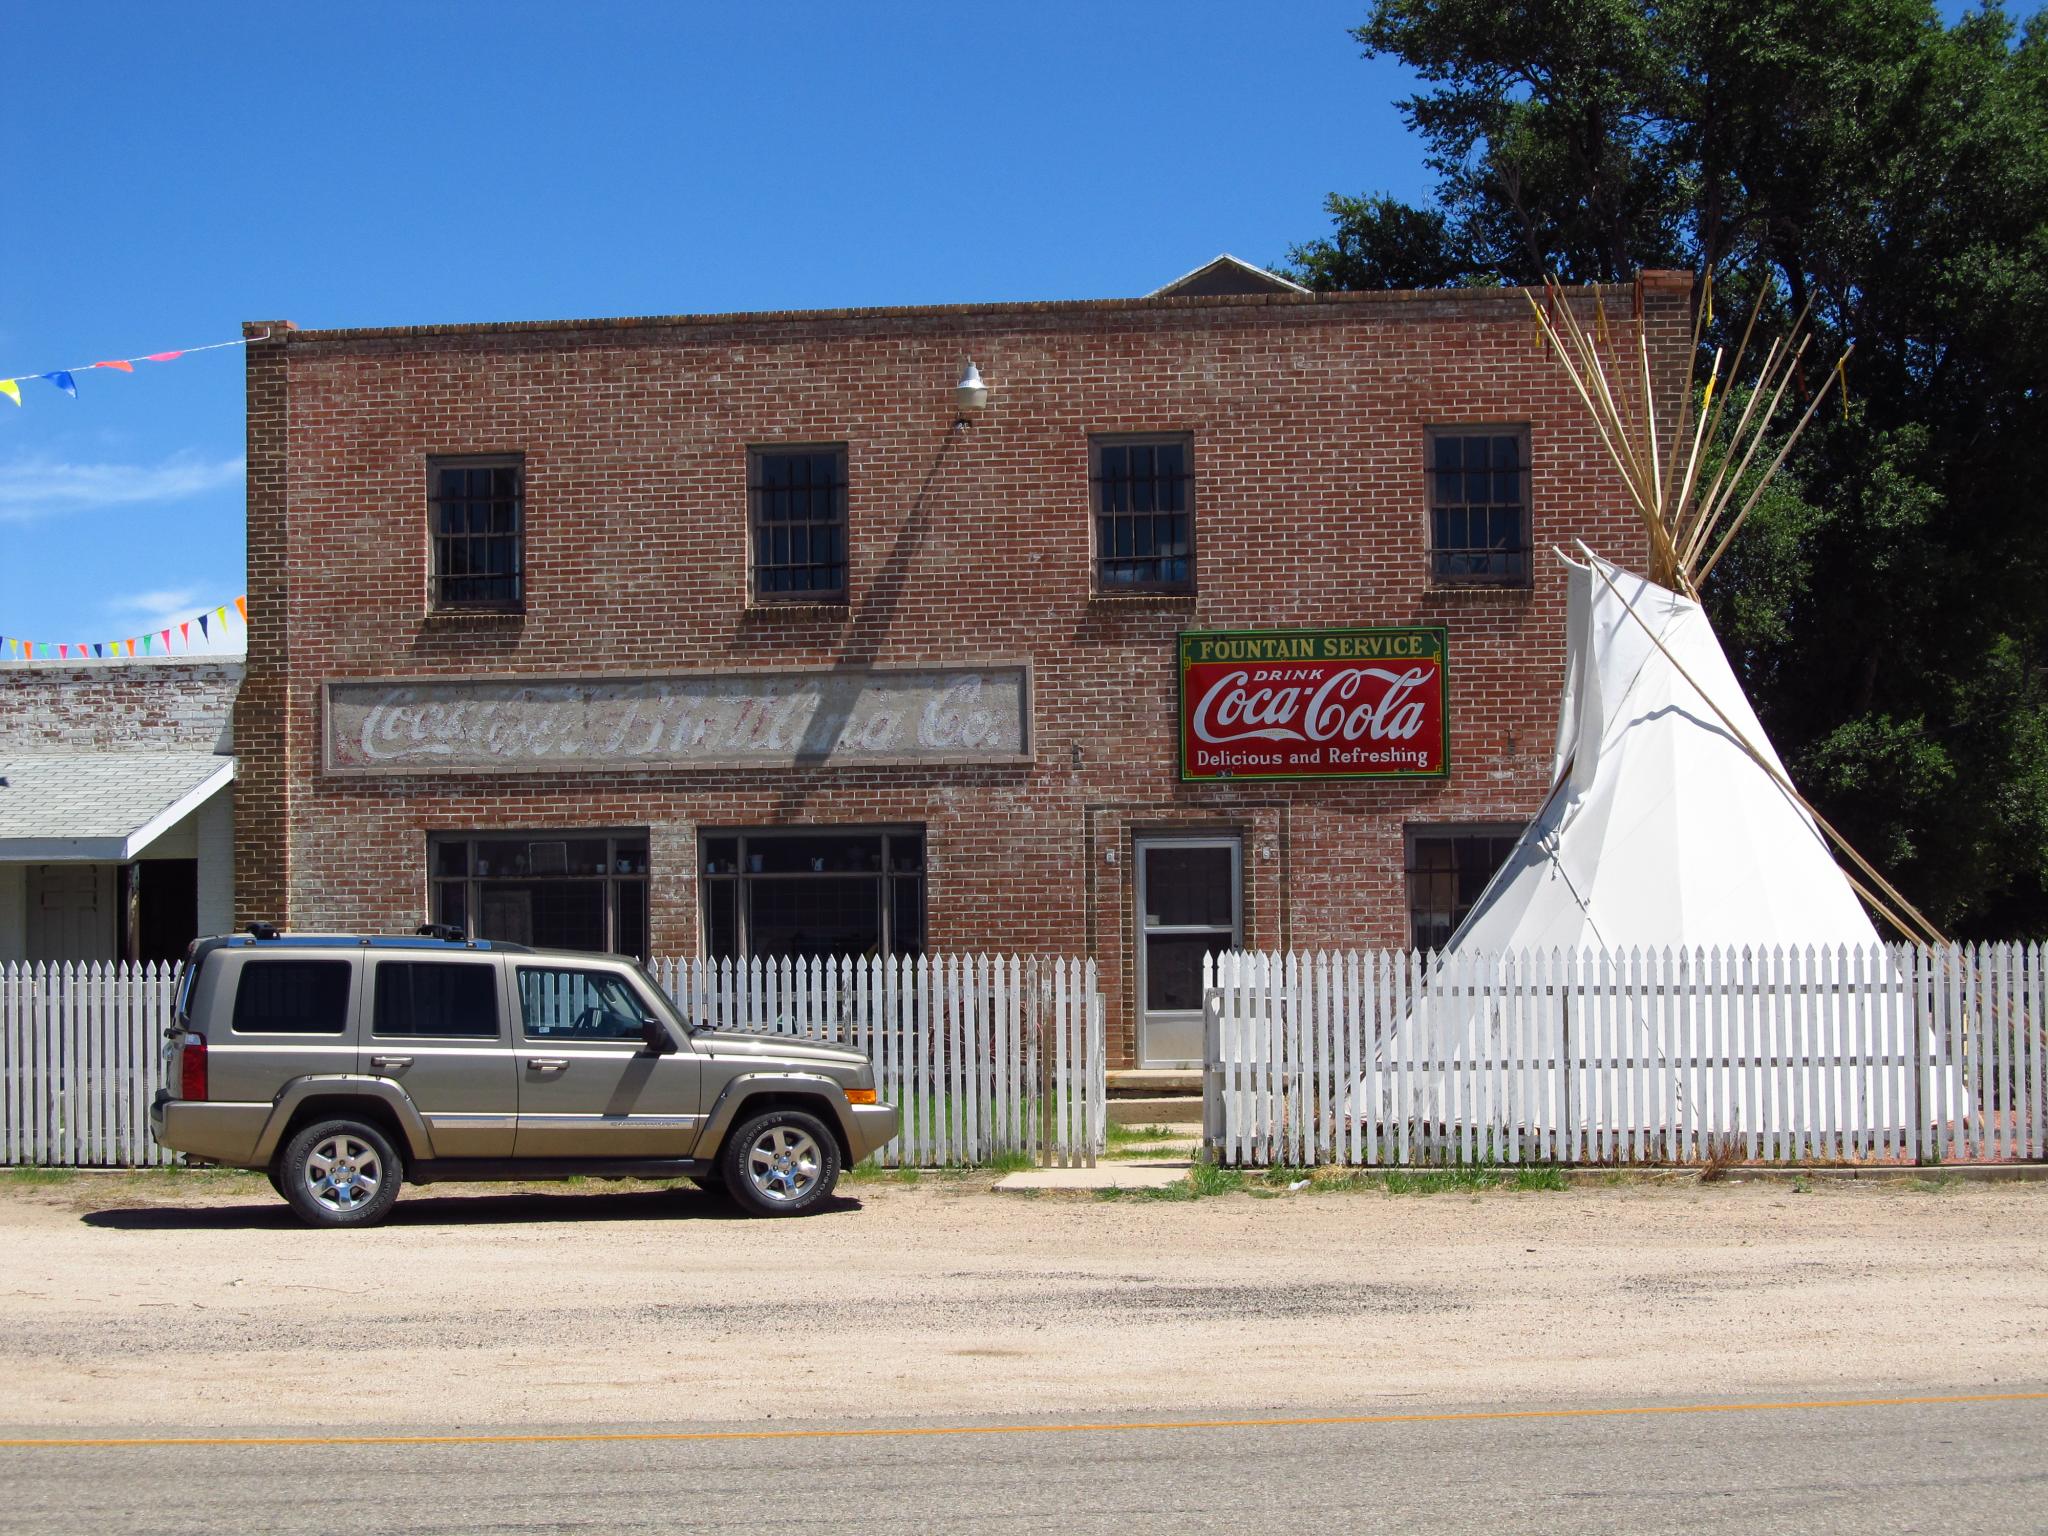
26,864,116,962
1134,837,1241,1069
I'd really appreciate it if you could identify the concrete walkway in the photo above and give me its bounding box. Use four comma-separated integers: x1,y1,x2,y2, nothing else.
993,1159,1191,1191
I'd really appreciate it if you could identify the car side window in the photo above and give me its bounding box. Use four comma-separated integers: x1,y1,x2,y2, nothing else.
373,961,500,1039
231,960,352,1036
518,967,648,1041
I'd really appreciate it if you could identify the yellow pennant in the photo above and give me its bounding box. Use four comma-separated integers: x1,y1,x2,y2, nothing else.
216,606,228,628
1701,375,1716,416
0,379,19,407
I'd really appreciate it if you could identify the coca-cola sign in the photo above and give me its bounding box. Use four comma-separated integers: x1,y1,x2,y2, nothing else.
1179,627,1448,781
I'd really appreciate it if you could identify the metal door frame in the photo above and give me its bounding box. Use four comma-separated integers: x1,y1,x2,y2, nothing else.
1133,834,1242,1069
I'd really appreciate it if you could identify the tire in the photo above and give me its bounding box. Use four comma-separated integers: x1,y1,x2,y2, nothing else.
684,1174,727,1198
276,1117,404,1229
718,1109,841,1217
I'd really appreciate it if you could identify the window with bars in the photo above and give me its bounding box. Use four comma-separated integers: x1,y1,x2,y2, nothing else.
750,446,849,602
1427,427,1531,586
1092,434,1195,593
428,455,524,610
1404,824,1524,952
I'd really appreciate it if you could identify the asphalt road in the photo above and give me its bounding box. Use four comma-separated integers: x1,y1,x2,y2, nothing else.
3,1391,2045,1534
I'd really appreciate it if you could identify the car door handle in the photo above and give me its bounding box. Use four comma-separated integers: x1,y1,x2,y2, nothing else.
370,1056,413,1070
527,1058,570,1072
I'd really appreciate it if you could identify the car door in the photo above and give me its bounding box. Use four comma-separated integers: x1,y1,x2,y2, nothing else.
364,954,516,1157
511,962,702,1157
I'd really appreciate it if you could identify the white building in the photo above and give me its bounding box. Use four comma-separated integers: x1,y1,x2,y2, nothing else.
0,660,238,964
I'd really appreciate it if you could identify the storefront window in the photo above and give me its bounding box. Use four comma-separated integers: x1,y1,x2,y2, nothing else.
429,831,650,960
698,828,924,960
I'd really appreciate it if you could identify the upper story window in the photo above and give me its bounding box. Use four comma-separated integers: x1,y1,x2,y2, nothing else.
1092,434,1194,594
1427,427,1530,587
750,446,849,603
429,455,525,611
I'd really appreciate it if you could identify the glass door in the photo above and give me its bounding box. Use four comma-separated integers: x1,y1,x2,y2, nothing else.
1134,836,1241,1068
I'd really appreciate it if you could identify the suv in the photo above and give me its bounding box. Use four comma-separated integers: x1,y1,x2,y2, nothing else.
151,927,899,1227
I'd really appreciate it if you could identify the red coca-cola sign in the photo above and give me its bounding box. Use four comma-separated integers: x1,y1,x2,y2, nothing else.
1179,627,1448,780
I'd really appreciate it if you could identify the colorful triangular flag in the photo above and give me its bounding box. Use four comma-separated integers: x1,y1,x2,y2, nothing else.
234,596,247,623
146,351,184,363
93,359,134,373
197,613,209,638
39,371,76,398
0,380,19,407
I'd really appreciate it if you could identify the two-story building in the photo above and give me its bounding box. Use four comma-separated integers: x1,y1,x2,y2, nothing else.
235,257,1684,1067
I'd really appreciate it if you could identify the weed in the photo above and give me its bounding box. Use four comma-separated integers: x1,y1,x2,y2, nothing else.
1909,1174,1959,1194
1791,1174,1815,1194
1105,1123,1180,1146
1509,1165,1569,1192
983,1149,1036,1175
4,1166,76,1186
1697,1130,1746,1183
1186,1162,1245,1198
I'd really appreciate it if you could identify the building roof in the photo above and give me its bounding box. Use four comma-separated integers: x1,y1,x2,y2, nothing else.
1146,254,1311,299
0,751,235,862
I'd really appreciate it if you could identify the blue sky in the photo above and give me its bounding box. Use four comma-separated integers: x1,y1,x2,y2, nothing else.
0,2,2025,653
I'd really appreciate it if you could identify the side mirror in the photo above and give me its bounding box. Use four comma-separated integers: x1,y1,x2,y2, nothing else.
641,1017,676,1055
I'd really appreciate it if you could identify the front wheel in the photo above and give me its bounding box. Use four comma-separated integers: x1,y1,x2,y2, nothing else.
276,1118,403,1229
719,1110,841,1217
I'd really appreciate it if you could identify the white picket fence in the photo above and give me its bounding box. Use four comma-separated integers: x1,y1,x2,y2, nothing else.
649,954,1105,1169
0,962,182,1167
0,954,1106,1170
1204,944,2048,1168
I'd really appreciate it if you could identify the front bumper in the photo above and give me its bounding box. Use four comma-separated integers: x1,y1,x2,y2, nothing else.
846,1103,902,1164
151,1092,270,1167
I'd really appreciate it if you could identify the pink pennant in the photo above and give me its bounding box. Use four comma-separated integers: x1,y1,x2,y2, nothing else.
58,645,69,659
93,360,135,373
145,351,185,363
160,628,172,651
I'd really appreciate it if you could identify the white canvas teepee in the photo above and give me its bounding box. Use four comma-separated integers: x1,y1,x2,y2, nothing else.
1446,550,1880,954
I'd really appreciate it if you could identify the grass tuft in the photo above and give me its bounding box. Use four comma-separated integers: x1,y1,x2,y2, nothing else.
4,1166,77,1186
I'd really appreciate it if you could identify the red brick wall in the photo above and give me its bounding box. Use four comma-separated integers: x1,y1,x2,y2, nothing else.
243,277,1689,1065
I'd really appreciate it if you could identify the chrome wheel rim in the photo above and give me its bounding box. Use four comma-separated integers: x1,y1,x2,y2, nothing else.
304,1134,382,1213
746,1125,822,1203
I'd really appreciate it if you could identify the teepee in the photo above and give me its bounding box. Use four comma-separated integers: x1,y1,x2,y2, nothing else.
1445,276,1943,955
1363,277,1961,1146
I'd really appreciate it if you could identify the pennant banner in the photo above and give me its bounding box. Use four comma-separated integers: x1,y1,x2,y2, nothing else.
1,596,248,665
0,331,269,408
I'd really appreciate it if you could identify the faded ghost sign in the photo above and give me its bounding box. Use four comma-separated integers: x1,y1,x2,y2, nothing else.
323,665,1032,775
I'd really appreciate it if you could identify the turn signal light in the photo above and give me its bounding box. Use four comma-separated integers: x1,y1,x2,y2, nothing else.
844,1088,878,1104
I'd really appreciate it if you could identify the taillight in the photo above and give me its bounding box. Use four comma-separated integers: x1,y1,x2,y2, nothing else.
180,1035,209,1102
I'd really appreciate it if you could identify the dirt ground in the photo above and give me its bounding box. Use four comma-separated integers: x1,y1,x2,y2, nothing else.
0,1170,2043,1428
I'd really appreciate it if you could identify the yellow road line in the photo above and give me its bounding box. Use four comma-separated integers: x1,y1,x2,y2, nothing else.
3,1391,2045,1451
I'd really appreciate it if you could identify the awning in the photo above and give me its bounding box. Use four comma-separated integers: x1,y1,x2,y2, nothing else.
0,752,235,862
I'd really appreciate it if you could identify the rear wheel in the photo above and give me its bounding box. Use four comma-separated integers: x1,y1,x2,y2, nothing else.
719,1109,840,1217
276,1118,403,1229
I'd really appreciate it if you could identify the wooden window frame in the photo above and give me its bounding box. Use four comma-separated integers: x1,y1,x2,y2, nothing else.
427,453,526,613
1424,425,1532,588
1090,432,1197,596
748,444,850,605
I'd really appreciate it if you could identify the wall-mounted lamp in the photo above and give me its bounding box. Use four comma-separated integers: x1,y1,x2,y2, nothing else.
954,360,988,421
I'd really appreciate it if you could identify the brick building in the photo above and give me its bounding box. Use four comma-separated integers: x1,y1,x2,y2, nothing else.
236,261,1686,1068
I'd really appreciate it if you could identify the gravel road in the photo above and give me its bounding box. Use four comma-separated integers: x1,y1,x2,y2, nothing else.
1,1173,2044,1429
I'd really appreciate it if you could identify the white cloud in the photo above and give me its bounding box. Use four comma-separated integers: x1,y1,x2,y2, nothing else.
0,450,245,523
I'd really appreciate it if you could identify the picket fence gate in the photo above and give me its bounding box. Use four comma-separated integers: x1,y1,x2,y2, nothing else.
0,954,1105,1170
1203,944,2048,1168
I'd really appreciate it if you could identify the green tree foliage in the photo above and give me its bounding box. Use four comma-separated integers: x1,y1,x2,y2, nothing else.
1290,1,2048,935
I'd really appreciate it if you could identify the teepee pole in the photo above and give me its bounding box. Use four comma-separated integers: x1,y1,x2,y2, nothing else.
1577,546,1948,946
1683,335,1810,574
1696,343,1856,585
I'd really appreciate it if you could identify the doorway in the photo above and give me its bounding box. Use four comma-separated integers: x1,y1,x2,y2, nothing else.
1133,835,1241,1068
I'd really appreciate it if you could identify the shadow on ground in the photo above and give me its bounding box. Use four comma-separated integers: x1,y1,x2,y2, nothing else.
78,1186,867,1231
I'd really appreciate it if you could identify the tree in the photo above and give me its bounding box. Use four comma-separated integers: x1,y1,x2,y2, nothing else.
1289,1,2048,936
